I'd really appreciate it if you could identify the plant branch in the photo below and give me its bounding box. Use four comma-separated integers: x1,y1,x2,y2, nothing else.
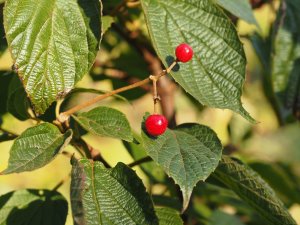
52,173,71,191
127,156,152,167
58,61,177,123
0,127,18,137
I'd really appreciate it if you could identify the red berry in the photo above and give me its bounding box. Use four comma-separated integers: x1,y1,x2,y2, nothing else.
175,43,193,63
145,114,168,136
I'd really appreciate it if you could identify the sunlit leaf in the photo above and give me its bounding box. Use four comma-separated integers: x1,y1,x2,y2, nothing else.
71,158,158,225
3,0,102,113
140,0,254,122
1,123,72,174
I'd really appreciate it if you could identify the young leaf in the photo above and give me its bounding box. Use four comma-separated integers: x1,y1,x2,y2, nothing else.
156,207,183,225
215,0,259,26
1,123,72,174
140,0,254,122
3,0,102,114
72,106,133,142
213,156,297,225
141,122,222,211
70,158,158,225
0,189,68,225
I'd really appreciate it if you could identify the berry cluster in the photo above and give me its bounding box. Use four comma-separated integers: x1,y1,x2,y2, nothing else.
145,43,193,137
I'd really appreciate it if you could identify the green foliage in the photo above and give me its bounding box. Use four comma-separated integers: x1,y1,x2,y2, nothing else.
213,156,297,225
0,0,299,224
156,207,183,225
0,189,68,225
73,106,133,142
141,122,222,211
1,123,72,174
70,158,158,225
215,0,258,26
3,0,102,114
140,0,254,122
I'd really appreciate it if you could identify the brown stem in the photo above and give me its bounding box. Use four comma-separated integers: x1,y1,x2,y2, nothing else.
127,156,152,167
52,173,71,191
58,62,177,123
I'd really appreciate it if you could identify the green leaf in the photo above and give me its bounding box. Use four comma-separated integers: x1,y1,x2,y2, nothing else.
0,4,7,56
102,16,115,35
70,158,158,225
271,0,300,118
156,207,183,225
208,210,245,225
212,156,297,225
0,71,13,115
123,137,166,183
140,0,254,122
0,189,68,225
141,122,222,211
72,106,133,142
250,162,300,205
215,0,259,26
1,123,72,174
3,0,102,114
7,73,31,121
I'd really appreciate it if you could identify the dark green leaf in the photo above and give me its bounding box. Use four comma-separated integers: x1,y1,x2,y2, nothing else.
272,0,300,119
0,189,68,225
1,123,72,174
141,122,222,211
0,71,13,115
4,0,102,114
140,0,254,122
215,0,258,26
212,156,296,225
156,207,183,225
70,158,158,225
123,137,166,183
250,162,300,205
7,73,31,120
73,106,133,142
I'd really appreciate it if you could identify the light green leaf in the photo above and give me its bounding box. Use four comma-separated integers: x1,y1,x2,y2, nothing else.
215,0,259,26
213,156,297,225
72,106,133,142
156,207,183,225
102,15,115,35
140,0,254,122
209,210,245,225
3,0,102,114
1,123,72,174
0,189,68,225
141,122,222,211
70,158,158,225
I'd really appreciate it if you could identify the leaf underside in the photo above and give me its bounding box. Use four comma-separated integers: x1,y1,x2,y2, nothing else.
213,156,297,225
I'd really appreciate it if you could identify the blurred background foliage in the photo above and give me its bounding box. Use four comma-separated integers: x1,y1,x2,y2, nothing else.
0,0,300,224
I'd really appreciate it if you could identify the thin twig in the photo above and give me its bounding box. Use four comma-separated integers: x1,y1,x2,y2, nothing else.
52,173,71,191
58,61,177,123
127,156,152,167
0,127,18,137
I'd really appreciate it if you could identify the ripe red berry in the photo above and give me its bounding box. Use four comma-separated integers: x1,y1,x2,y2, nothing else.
145,114,168,136
175,43,193,63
